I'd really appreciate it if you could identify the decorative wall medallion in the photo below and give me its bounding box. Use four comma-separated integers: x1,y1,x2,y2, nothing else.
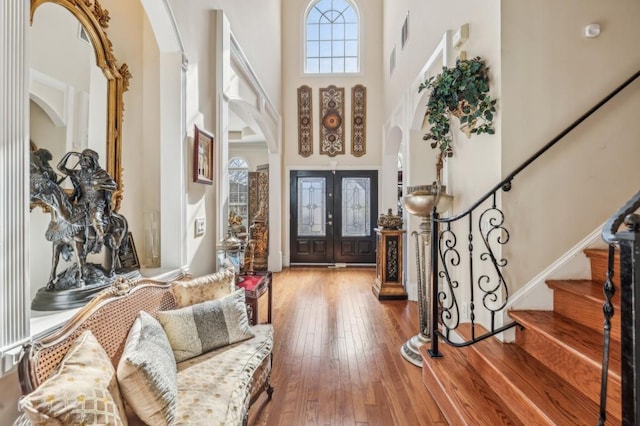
297,85,313,157
351,84,366,157
319,85,345,157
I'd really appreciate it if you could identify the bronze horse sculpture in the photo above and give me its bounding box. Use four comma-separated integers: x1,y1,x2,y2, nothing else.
30,149,129,290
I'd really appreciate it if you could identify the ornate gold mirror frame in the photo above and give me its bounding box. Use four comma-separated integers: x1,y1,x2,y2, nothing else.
30,0,131,211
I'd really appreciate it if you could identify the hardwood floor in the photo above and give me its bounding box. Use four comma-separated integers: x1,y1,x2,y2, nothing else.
248,267,446,426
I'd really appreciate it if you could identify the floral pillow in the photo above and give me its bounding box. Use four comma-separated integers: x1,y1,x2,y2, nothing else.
19,330,127,425
157,289,254,362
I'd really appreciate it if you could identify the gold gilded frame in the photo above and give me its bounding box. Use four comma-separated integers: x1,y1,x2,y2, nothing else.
30,0,131,211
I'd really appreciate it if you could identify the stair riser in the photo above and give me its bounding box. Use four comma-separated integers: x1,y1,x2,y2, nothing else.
467,349,553,425
553,289,621,341
421,358,467,425
421,347,522,426
585,249,620,284
515,327,621,420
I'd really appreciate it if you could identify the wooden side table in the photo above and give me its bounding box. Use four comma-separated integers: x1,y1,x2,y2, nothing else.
373,228,408,300
237,272,272,325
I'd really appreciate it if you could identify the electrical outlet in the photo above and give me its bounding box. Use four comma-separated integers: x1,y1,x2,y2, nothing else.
194,217,205,237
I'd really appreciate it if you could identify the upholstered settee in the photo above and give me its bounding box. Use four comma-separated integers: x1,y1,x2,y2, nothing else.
16,270,274,426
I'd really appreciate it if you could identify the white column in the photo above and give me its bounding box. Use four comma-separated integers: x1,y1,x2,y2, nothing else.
160,52,187,270
0,0,30,368
268,150,282,271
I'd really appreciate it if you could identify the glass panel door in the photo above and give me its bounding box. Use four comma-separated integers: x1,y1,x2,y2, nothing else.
290,170,377,264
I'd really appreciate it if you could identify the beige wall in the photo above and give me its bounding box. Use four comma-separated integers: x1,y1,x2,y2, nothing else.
382,0,640,314
500,0,640,291
282,0,383,170
382,1,501,301
281,0,384,262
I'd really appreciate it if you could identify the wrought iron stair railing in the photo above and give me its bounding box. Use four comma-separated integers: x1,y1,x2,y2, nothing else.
426,70,640,359
599,190,640,425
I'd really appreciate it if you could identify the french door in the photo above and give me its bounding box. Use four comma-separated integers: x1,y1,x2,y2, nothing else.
290,170,378,265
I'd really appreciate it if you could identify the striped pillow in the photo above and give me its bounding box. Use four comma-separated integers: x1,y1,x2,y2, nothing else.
156,289,255,362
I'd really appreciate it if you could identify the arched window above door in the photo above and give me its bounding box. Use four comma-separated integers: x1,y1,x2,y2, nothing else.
305,0,359,74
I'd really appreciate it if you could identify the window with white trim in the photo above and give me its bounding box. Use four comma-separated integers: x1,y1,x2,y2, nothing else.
229,157,249,226
305,0,359,74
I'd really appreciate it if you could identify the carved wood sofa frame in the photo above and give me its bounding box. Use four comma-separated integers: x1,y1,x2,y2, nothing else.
17,278,274,425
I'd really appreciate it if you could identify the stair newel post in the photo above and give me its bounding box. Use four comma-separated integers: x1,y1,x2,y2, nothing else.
617,214,640,425
428,208,442,358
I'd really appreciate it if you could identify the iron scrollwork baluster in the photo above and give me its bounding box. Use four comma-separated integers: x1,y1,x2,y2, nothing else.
477,198,510,331
437,223,460,338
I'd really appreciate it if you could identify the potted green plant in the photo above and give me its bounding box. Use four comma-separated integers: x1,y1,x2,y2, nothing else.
419,56,497,164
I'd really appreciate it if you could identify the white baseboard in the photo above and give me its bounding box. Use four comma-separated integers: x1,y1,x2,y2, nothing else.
503,221,606,317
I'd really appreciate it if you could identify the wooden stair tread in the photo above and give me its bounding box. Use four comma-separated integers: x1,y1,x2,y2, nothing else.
509,310,621,379
546,279,620,307
457,324,619,425
421,344,522,426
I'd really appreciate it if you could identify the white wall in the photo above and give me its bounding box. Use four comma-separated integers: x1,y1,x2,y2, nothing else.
83,0,282,276
230,142,269,171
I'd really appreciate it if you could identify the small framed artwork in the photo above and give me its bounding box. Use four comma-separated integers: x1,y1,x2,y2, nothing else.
193,125,214,184
116,232,140,270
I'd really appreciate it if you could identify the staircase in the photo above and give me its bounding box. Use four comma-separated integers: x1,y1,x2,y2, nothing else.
421,248,621,425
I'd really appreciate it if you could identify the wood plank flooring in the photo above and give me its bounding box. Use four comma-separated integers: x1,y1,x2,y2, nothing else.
248,267,445,425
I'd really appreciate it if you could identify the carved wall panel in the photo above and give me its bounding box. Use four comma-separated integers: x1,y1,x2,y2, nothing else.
297,85,312,157
319,85,344,157
351,84,366,157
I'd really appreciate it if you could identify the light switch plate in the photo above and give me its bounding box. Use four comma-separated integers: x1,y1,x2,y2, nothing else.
194,217,205,237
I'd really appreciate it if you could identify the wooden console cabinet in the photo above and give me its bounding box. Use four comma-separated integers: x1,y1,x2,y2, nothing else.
373,228,407,300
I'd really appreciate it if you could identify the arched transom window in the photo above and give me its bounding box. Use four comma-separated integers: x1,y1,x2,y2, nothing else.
305,0,359,74
229,157,249,225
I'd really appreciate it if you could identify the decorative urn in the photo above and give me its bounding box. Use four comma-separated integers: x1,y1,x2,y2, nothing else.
377,208,403,230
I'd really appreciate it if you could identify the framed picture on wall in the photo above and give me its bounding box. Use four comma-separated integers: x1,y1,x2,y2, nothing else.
193,125,214,184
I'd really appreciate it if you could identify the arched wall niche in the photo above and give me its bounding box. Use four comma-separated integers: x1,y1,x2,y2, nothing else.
227,31,283,271
138,0,187,270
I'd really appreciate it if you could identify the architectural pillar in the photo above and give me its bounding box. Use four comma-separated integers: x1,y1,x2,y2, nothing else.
0,0,30,372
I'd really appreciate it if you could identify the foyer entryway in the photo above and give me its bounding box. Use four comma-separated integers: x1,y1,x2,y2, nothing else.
289,170,377,265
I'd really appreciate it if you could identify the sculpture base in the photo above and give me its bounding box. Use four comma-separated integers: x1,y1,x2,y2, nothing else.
400,334,430,367
32,269,141,311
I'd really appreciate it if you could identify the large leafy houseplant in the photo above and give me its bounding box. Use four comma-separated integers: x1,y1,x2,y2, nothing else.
419,56,497,160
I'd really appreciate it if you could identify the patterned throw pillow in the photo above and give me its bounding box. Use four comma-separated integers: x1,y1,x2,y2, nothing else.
18,330,127,426
157,289,255,362
171,269,235,308
117,311,177,426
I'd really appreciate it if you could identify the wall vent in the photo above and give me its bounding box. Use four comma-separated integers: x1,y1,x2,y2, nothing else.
401,12,409,49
